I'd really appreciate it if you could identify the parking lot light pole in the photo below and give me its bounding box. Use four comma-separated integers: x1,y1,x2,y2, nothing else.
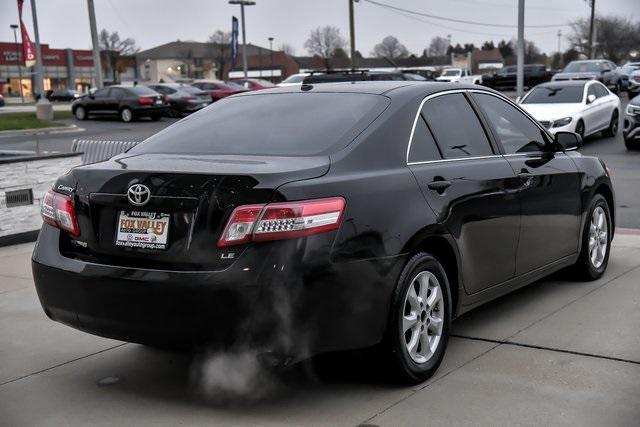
349,0,357,69
30,0,53,120
516,0,525,99
268,37,274,80
10,24,24,103
87,0,103,89
229,0,255,79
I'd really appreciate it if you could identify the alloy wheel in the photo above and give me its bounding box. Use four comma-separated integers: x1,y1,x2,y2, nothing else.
402,270,444,364
121,108,133,122
588,206,608,269
610,112,619,136
75,106,85,120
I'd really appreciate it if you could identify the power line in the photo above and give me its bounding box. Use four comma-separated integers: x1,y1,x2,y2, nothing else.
362,0,570,29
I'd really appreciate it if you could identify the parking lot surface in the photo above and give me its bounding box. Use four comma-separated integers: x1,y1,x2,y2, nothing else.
1,232,639,426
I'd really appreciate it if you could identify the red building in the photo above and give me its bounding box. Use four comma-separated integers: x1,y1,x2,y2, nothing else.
0,42,96,97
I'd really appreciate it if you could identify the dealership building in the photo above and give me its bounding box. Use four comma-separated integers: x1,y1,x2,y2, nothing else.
0,42,98,97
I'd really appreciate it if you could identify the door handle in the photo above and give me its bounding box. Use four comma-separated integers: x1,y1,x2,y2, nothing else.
518,171,534,180
427,180,452,191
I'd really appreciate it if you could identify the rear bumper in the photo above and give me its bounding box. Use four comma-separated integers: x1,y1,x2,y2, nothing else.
32,225,405,359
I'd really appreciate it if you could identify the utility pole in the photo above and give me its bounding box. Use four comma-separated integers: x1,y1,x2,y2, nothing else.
587,0,596,58
349,0,357,69
229,0,255,79
10,24,24,103
268,37,274,80
87,0,103,88
516,0,525,99
557,29,562,54
30,0,52,120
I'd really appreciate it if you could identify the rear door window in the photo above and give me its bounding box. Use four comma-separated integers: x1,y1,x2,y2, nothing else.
594,83,609,98
408,116,442,163
420,93,493,159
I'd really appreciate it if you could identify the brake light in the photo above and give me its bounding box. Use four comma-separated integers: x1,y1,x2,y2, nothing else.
217,197,345,248
41,189,80,236
138,96,154,105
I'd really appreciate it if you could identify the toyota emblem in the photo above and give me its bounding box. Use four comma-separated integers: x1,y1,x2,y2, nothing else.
127,184,151,206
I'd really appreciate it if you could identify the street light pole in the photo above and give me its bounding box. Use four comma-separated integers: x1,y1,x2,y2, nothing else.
587,0,596,59
30,0,45,99
10,24,24,103
229,0,255,79
268,37,274,81
349,0,356,69
516,0,525,99
87,0,103,88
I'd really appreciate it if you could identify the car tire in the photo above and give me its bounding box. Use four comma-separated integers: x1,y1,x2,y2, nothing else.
384,252,451,384
573,194,612,281
74,106,87,121
603,110,619,137
575,119,585,140
120,107,133,123
625,138,637,150
613,81,622,94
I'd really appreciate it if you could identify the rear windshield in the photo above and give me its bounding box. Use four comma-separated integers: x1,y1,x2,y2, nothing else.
128,86,159,96
130,92,389,156
522,86,584,104
564,61,602,73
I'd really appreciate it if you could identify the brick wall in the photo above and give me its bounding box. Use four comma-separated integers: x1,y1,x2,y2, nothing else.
0,154,82,238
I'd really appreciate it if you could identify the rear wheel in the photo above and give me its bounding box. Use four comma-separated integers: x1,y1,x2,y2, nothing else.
603,110,619,137
385,252,451,384
573,194,612,280
74,106,87,120
120,107,133,123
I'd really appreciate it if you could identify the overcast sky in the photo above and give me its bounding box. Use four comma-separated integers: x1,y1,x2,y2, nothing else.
0,0,636,56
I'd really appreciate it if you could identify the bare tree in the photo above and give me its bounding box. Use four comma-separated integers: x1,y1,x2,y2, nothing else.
372,35,409,59
208,30,231,79
427,36,449,57
304,26,347,67
279,43,296,56
98,29,138,83
568,15,640,62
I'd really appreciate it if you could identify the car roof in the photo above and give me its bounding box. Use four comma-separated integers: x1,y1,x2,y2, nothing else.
537,80,588,88
232,80,488,97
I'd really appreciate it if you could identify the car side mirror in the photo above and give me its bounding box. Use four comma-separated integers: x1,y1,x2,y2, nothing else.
587,94,596,104
555,131,582,151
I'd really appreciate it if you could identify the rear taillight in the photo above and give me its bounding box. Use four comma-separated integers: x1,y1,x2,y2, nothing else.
217,197,345,248
138,96,154,105
41,189,80,236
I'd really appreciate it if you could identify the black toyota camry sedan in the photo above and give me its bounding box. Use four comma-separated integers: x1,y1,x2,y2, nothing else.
33,81,614,384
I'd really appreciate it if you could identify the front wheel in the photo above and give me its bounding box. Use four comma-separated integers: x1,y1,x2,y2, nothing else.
575,119,585,140
74,106,87,120
573,194,612,280
385,253,451,384
120,107,133,123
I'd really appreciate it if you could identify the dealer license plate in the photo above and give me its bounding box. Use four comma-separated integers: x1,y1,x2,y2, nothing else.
115,211,170,250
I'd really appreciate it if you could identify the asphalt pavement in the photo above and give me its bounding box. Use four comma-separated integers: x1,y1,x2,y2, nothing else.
1,233,639,425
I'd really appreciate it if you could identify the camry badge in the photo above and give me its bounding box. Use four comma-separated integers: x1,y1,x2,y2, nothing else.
127,184,151,206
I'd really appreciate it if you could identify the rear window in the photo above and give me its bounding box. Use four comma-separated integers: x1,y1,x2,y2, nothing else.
131,92,389,156
522,86,584,104
128,86,159,96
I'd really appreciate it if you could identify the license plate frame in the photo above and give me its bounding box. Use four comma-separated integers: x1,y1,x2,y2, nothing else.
115,211,170,250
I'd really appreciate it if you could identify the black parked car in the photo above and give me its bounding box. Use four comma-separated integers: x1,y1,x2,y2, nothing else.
302,70,409,84
46,88,80,102
482,64,552,90
33,82,614,384
552,60,623,94
72,86,169,122
147,83,211,116
623,94,640,150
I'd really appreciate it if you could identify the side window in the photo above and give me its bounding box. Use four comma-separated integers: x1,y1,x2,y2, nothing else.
93,88,108,98
594,83,609,98
110,88,125,99
421,93,493,159
408,116,442,163
473,93,548,154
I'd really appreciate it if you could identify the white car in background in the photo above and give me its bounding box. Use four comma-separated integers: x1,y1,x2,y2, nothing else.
277,73,310,87
519,80,620,139
436,67,482,84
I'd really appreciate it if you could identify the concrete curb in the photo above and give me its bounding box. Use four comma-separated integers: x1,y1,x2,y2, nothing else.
0,124,84,138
